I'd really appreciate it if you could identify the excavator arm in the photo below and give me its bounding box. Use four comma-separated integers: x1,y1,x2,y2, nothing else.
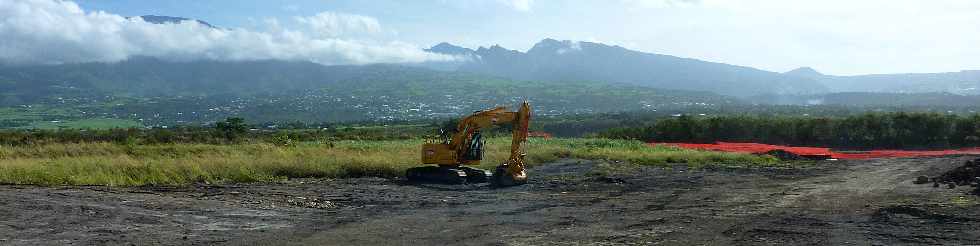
496,101,531,186
412,101,531,186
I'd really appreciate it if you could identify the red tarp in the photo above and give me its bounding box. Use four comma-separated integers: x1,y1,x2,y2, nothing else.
653,141,980,160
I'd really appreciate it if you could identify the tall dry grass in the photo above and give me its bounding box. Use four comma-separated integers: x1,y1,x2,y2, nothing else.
0,138,775,186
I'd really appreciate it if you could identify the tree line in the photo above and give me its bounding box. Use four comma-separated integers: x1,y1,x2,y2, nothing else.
599,113,980,149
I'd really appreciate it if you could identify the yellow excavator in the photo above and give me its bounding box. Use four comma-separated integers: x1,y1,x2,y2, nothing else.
406,101,530,186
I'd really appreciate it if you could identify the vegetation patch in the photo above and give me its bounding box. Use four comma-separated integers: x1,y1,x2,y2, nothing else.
0,138,774,186
601,112,980,149
26,118,142,130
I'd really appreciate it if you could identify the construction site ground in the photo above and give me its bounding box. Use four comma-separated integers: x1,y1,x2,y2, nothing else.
2,156,979,245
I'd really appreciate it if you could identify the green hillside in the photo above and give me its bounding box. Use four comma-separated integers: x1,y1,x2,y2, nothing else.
0,58,738,127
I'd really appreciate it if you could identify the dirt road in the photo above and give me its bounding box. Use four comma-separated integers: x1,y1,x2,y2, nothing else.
1,157,979,245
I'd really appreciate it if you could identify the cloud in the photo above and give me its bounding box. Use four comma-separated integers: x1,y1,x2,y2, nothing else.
497,0,534,11
556,41,582,55
437,0,534,13
295,12,382,38
0,0,453,65
620,0,701,9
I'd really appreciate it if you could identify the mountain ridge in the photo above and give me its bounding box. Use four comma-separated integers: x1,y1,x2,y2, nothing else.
806,68,980,95
427,39,828,97
785,67,825,78
132,15,216,28
430,39,980,96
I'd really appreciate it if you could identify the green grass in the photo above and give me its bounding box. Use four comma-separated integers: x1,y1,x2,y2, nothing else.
1,106,139,130
0,138,776,186
0,108,46,121
25,118,142,130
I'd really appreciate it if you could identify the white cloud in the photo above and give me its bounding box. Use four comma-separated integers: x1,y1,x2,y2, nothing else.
556,41,581,55
0,0,452,65
437,0,534,13
497,0,534,12
295,12,382,38
620,0,700,9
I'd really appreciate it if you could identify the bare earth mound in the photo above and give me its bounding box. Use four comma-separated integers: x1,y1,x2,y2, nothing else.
1,157,979,245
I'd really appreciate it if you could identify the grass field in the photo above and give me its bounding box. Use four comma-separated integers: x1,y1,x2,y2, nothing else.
0,138,776,186
25,118,142,130
1,105,141,130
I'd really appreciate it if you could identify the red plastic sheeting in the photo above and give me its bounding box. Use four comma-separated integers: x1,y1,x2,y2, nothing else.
653,142,980,160
529,131,553,139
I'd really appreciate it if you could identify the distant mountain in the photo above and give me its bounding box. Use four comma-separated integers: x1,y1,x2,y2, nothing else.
418,43,479,71
811,70,980,95
425,43,475,56
784,67,826,79
750,91,980,107
425,39,828,97
130,15,216,28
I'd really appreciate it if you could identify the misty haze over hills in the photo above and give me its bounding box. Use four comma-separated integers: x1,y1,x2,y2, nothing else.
783,67,980,95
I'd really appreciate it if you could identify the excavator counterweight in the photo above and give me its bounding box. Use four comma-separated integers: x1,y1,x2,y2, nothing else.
406,101,531,186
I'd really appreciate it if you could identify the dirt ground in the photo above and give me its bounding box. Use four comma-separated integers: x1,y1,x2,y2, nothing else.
2,157,979,245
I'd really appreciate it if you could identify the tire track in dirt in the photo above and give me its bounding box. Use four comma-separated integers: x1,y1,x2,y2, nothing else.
723,156,980,245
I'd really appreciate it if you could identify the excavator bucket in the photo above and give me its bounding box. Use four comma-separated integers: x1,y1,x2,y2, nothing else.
491,165,526,187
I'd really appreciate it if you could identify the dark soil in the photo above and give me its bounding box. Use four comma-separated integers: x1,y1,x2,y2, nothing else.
2,157,979,245
928,158,980,191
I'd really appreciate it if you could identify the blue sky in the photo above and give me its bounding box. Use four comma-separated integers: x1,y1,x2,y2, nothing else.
5,0,980,75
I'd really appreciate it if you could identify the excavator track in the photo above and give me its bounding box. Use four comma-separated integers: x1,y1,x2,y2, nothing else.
457,166,492,183
405,165,491,184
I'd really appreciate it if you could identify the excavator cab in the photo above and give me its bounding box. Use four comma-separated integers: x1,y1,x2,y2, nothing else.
463,131,484,161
